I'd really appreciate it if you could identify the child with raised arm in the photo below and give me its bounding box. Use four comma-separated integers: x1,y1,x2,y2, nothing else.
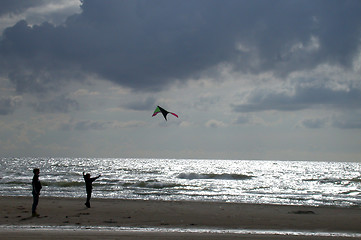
83,171,101,208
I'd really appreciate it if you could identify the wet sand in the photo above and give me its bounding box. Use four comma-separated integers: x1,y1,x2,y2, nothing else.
1,196,360,239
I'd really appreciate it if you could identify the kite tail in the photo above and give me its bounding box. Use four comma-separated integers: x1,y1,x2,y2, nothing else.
169,112,179,118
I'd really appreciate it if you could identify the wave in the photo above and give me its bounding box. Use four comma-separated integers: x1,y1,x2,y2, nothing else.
42,181,84,187
0,180,85,189
1,181,28,185
177,173,253,180
125,180,182,189
351,177,361,183
341,190,361,196
303,177,361,184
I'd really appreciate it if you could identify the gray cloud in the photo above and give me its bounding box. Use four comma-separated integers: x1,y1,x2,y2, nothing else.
332,112,361,129
194,94,220,111
60,120,109,131
333,120,361,129
123,96,156,111
205,119,226,128
0,0,44,16
31,95,79,113
301,118,328,129
59,119,145,131
1,0,361,94
74,120,108,131
0,96,22,115
233,115,251,125
232,85,361,113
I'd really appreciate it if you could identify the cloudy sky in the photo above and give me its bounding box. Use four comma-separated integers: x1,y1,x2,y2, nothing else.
1,0,361,161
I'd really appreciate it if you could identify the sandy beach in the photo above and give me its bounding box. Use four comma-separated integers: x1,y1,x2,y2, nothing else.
1,196,360,239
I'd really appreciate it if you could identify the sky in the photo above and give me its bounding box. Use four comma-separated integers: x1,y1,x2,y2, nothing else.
0,0,361,162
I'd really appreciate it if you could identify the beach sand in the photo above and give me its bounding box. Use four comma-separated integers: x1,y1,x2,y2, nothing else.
1,196,360,239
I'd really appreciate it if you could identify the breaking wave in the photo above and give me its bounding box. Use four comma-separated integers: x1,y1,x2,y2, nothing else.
177,173,253,180
303,177,361,185
125,180,183,189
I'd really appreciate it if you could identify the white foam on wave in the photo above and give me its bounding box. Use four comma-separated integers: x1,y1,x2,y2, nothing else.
177,173,253,180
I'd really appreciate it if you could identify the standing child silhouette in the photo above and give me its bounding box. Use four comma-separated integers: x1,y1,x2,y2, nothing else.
83,172,101,208
32,168,42,217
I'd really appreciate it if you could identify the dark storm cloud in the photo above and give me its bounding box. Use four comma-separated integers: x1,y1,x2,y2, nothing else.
1,0,361,93
0,19,87,94
232,84,361,113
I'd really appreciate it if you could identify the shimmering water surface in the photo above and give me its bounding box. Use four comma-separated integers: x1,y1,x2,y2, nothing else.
1,158,360,207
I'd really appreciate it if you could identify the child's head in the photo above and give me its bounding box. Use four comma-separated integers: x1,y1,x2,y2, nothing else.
85,173,90,178
33,168,40,175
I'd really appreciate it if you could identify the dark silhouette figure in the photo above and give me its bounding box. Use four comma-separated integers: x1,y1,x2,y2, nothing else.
32,168,42,217
83,172,101,208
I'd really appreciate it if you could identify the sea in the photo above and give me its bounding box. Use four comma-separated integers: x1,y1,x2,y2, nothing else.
1,158,361,207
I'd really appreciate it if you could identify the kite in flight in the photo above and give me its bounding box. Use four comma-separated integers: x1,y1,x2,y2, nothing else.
152,106,178,121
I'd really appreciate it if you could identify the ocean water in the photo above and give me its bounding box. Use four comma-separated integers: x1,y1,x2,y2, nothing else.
0,158,360,207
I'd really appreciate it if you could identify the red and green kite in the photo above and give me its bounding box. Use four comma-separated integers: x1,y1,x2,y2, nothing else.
152,106,178,121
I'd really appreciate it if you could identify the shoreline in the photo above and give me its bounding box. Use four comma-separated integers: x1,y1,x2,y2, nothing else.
2,228,361,240
1,196,360,239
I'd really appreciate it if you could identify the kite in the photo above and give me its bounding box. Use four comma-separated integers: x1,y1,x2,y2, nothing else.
152,106,178,121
